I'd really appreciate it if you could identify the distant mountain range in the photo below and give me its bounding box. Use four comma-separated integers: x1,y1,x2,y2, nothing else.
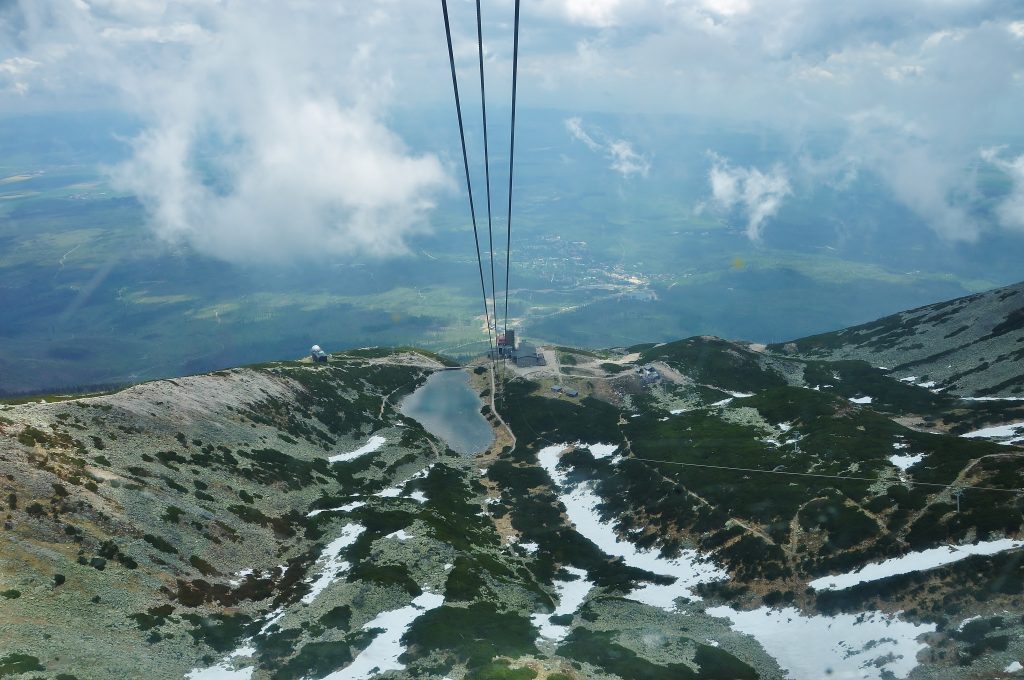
1,285,1022,679
778,280,1024,397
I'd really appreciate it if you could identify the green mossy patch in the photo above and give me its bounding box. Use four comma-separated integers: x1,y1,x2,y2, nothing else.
465,661,538,680
347,563,422,597
180,613,254,653
143,533,178,555
557,628,697,680
401,603,537,669
319,605,352,631
270,640,352,680
0,654,43,676
641,337,787,392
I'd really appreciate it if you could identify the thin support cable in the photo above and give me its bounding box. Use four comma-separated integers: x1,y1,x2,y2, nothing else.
627,457,1022,493
517,411,1022,496
441,0,494,356
475,0,498,341
502,0,520,338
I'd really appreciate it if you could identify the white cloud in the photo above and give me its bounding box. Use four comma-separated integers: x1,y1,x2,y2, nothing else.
701,0,751,18
565,117,650,178
100,23,207,44
565,117,600,151
525,1,1024,242
1,0,452,264
0,56,40,76
981,148,1024,233
2,0,1023,249
556,0,625,28
0,56,40,94
113,99,449,263
840,109,980,241
883,64,925,81
707,153,791,240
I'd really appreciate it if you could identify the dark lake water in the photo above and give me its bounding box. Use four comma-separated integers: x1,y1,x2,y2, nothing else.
400,370,494,455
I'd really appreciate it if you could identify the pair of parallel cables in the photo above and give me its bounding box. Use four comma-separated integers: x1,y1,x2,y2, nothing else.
440,0,520,358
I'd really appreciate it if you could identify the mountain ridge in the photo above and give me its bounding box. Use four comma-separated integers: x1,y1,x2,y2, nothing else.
775,279,1024,397
1,291,1023,679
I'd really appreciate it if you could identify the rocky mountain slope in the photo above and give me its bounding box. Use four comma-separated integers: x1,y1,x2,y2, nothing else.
775,280,1024,397
2,287,1023,680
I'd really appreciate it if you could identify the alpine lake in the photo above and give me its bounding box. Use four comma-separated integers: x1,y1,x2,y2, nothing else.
400,369,494,455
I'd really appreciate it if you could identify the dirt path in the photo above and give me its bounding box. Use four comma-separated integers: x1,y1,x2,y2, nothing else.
542,348,562,381
489,364,517,453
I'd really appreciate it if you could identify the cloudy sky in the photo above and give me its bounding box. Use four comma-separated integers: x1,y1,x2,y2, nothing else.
1,0,1023,261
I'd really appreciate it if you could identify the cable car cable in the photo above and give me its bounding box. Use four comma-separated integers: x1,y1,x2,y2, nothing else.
502,0,520,341
475,0,499,340
441,0,494,356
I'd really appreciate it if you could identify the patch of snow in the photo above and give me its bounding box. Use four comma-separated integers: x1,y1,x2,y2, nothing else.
888,453,925,472
377,487,402,498
1006,661,1022,673
961,421,1024,443
329,434,386,463
727,391,754,398
188,614,278,678
259,608,286,634
899,376,919,383
301,523,365,604
322,591,444,680
587,443,618,459
479,467,489,475
892,441,909,450
538,444,726,610
960,396,1024,402
669,409,684,415
849,396,873,404
705,639,719,647
227,568,253,586
809,538,1024,591
409,465,433,480
186,663,252,680
386,529,413,541
918,380,937,388
777,422,793,433
408,490,427,503
307,501,365,518
519,542,539,554
707,606,933,680
531,567,593,641
443,563,453,571
956,615,982,631
710,398,733,407
186,644,258,680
